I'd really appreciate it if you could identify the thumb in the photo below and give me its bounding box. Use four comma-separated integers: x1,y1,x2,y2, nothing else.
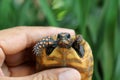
0,68,81,80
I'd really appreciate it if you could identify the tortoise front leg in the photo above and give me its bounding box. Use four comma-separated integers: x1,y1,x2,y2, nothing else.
72,35,84,58
33,36,57,56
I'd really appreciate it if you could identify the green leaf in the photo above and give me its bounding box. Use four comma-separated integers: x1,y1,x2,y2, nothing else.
74,0,93,35
114,53,120,80
102,0,117,80
113,23,120,80
38,0,58,26
0,0,13,29
87,8,102,44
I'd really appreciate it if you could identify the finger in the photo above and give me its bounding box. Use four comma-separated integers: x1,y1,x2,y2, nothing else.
0,68,4,76
0,48,5,66
1,64,10,76
0,26,75,66
8,64,35,77
1,63,35,77
5,47,35,67
0,26,75,55
0,68,81,80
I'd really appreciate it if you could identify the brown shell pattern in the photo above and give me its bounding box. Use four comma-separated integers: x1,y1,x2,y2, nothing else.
34,34,94,80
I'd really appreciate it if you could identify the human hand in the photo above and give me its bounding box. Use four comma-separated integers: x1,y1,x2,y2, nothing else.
0,27,81,80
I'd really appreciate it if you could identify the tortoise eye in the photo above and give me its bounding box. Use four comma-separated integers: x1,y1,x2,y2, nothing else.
66,34,70,38
57,34,61,39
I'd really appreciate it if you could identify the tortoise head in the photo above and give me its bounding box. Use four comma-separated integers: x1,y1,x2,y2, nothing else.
57,33,73,48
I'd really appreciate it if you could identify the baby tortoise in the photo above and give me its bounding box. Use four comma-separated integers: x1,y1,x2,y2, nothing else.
33,32,94,80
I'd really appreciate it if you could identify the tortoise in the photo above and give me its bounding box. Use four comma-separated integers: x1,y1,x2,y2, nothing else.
33,32,94,80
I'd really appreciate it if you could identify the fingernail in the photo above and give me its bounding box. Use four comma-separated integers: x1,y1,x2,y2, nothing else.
59,69,81,80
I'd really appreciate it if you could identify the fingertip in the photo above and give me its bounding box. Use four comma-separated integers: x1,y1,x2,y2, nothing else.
33,68,81,80
0,68,81,80
58,68,81,80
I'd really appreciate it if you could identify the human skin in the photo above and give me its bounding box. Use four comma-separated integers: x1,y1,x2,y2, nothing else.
0,27,81,80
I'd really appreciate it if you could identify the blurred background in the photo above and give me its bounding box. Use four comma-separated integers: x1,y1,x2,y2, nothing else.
0,0,119,80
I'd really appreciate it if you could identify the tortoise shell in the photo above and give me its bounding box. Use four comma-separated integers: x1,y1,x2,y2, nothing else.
33,33,94,80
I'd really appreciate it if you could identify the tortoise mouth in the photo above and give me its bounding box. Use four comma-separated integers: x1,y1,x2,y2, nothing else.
58,42,70,48
57,40,72,48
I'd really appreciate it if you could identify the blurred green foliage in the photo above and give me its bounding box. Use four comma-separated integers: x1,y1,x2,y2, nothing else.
0,0,119,80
